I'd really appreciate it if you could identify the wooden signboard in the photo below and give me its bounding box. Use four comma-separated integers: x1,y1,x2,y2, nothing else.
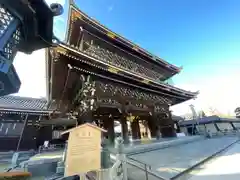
61,123,106,176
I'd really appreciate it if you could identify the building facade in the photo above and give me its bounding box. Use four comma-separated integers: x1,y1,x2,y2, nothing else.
45,0,198,143
0,95,57,151
179,115,240,136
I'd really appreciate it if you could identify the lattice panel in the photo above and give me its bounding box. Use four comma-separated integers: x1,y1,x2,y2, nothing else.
98,81,172,105
129,102,149,110
3,28,21,61
0,6,14,37
155,105,168,113
83,41,164,81
97,98,120,106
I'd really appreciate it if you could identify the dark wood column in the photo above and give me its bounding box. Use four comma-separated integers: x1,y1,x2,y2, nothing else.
159,110,176,138
120,113,129,143
148,114,161,139
167,110,177,137
147,116,156,138
131,119,141,140
80,111,94,123
103,115,115,144
76,115,84,125
175,121,181,133
36,126,52,149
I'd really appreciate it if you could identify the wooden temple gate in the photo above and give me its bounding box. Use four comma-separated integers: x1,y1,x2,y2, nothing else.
46,0,197,144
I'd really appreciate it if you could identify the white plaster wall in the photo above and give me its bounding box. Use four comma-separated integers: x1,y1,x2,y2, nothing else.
216,123,233,131
205,123,218,133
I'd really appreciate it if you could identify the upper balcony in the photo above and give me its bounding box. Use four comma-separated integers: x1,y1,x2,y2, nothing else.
65,1,182,82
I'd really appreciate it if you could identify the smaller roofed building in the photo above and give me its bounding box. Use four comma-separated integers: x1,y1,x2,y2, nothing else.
0,95,59,151
179,115,240,136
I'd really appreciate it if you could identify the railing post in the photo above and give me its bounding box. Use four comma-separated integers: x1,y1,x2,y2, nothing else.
145,164,149,180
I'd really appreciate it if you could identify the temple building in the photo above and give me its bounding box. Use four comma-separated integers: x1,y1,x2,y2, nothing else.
0,95,58,151
45,0,197,143
179,115,240,136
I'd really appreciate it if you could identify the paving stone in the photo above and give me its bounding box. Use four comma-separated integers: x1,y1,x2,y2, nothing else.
128,137,238,179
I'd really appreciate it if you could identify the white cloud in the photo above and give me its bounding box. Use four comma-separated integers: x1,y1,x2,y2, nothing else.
171,71,240,116
13,50,46,98
45,0,66,6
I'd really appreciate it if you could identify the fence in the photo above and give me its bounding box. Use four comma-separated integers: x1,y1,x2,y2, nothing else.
125,158,167,180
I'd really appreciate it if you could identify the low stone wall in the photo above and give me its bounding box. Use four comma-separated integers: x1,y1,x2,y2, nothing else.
124,136,204,155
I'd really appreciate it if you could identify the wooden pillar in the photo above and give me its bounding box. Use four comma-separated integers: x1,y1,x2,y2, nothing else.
120,114,129,143
103,116,115,144
131,120,141,140
136,119,141,139
148,117,156,138
76,116,83,125
148,115,161,139
130,122,137,139
168,111,177,137
81,111,93,123
175,122,181,133
36,126,53,148
159,111,176,138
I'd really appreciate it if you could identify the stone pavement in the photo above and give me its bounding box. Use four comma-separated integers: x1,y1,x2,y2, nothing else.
188,141,240,180
128,137,238,180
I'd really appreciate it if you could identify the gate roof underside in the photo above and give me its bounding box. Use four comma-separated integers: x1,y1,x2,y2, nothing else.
46,45,197,114
65,0,181,81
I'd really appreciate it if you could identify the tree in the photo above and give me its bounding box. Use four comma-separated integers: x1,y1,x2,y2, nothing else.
198,110,206,118
235,107,240,118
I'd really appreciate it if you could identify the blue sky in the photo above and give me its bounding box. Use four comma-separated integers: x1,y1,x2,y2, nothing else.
14,0,240,116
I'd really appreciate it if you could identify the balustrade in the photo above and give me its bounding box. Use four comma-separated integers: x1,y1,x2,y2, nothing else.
97,81,172,105
82,36,165,81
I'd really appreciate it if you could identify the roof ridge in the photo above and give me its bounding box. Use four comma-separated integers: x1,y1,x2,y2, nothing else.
0,95,49,111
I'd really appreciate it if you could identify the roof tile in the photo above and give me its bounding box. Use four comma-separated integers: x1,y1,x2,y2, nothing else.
0,95,48,110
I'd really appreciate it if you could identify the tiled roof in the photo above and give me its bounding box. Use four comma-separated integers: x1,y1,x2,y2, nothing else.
172,115,184,121
0,95,48,111
179,115,240,126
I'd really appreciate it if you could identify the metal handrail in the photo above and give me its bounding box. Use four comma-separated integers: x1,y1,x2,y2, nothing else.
127,156,152,169
125,159,168,180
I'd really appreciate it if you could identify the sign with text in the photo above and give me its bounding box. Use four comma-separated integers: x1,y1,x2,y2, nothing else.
62,123,106,176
